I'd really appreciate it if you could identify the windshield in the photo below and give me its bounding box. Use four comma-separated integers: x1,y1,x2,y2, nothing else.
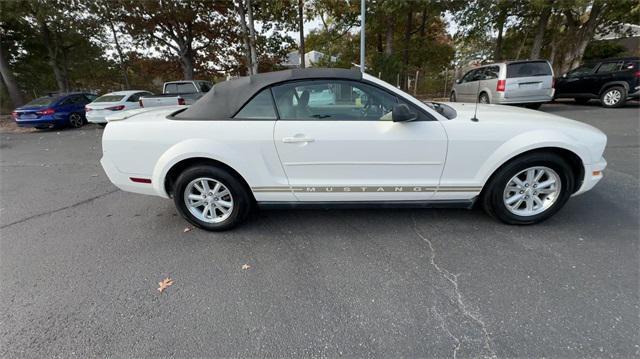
424,102,457,119
93,95,125,103
24,97,57,107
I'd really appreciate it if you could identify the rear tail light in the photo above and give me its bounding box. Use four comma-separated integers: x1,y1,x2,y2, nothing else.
634,71,640,78
85,106,92,112
105,105,126,111
496,79,506,92
36,108,55,115
139,99,143,108
178,98,186,105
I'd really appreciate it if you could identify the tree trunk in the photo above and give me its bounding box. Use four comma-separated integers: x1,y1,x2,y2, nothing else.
376,32,383,53
0,42,24,107
109,21,130,89
180,52,194,80
494,8,507,61
37,19,68,92
558,1,603,74
246,0,258,74
530,3,552,59
401,10,413,91
298,0,305,68
235,0,253,75
384,17,394,56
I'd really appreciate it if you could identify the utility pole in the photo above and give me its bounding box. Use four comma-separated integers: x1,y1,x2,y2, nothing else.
360,0,365,73
298,0,305,68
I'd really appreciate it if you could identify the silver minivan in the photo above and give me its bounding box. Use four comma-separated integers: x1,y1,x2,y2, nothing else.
450,60,555,109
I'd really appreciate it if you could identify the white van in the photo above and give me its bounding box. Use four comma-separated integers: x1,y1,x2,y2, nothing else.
450,60,555,109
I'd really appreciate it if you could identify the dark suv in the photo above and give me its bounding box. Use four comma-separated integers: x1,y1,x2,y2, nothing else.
554,57,639,108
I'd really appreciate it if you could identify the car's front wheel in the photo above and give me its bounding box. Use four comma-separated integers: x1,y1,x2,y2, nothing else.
68,113,84,128
600,86,626,108
482,152,574,225
173,165,251,231
449,92,456,102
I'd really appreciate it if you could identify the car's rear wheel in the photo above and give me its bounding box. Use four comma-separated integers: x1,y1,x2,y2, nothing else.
482,152,574,225
173,165,251,231
574,98,590,105
68,113,84,128
479,92,490,104
600,86,626,108
450,92,456,102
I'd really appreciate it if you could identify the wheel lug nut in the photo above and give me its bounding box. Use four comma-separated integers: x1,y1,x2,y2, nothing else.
519,190,524,194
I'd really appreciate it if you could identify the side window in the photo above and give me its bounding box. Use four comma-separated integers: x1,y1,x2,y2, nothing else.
233,89,277,119
84,94,97,103
199,82,212,92
461,69,476,83
596,61,621,74
567,65,594,78
164,84,178,94
271,80,396,121
485,66,499,79
128,93,139,102
471,68,486,81
621,60,638,71
62,95,83,105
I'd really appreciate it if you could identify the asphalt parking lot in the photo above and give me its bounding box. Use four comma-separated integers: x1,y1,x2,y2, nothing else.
1,101,638,358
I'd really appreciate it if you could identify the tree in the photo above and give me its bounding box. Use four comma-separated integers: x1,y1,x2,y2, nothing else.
121,0,234,80
0,1,26,106
529,0,554,59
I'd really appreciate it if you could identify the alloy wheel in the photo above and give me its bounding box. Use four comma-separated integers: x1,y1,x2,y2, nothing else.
69,113,84,128
183,177,234,224
503,166,561,217
603,89,622,106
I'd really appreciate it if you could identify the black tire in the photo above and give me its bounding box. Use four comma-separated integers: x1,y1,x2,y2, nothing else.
481,152,574,225
600,86,627,108
479,92,490,104
574,98,590,105
524,103,542,110
68,112,84,128
98,123,107,127
173,165,251,231
450,92,456,102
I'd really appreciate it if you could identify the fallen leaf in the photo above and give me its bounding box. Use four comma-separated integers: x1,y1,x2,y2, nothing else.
241,264,251,270
157,277,174,293
183,227,192,233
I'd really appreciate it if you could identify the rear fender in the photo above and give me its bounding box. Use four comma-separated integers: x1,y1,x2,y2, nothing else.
151,139,253,198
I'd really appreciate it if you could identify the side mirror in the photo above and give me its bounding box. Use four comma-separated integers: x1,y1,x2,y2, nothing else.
392,104,417,122
455,79,461,84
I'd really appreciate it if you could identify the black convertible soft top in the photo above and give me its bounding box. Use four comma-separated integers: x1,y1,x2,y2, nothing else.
174,68,362,121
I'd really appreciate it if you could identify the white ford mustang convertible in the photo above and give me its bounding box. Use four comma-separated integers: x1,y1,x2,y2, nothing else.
101,68,607,231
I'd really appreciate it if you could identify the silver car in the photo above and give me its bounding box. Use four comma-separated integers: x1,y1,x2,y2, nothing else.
450,60,555,109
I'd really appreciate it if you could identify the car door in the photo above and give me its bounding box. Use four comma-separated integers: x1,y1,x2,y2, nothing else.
272,79,448,201
457,69,477,101
557,65,595,95
588,61,622,94
57,95,84,118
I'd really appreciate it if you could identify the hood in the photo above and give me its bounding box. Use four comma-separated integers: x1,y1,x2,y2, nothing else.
443,102,607,163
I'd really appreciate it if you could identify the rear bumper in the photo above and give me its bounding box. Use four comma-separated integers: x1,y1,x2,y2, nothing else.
573,157,607,196
15,115,62,127
86,112,107,124
494,91,554,104
101,156,159,196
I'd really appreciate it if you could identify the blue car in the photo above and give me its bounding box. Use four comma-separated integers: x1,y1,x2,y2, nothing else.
12,92,98,129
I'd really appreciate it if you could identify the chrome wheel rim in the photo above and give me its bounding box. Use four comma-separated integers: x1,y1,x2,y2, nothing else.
603,89,621,106
183,177,233,223
70,114,83,127
503,166,561,217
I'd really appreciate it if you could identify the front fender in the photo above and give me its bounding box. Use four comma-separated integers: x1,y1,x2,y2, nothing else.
476,129,591,184
151,138,253,198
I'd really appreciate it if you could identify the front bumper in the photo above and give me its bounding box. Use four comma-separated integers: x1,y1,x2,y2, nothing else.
573,157,607,196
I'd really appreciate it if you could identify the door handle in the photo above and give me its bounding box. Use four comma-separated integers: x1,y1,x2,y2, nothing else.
282,136,315,143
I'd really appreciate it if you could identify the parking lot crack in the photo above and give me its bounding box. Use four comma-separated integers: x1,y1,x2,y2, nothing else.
412,214,496,358
0,189,119,229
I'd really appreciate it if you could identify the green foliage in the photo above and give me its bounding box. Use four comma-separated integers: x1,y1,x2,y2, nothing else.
583,40,629,61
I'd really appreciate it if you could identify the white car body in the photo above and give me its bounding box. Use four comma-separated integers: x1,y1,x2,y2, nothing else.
101,72,606,209
86,90,153,124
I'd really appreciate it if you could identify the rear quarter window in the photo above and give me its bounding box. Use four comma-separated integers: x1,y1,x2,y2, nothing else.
507,62,552,78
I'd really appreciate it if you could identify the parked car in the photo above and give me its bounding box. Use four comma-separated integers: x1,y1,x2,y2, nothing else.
86,90,153,125
101,68,606,231
139,80,213,108
450,60,555,109
12,92,97,129
554,57,639,108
